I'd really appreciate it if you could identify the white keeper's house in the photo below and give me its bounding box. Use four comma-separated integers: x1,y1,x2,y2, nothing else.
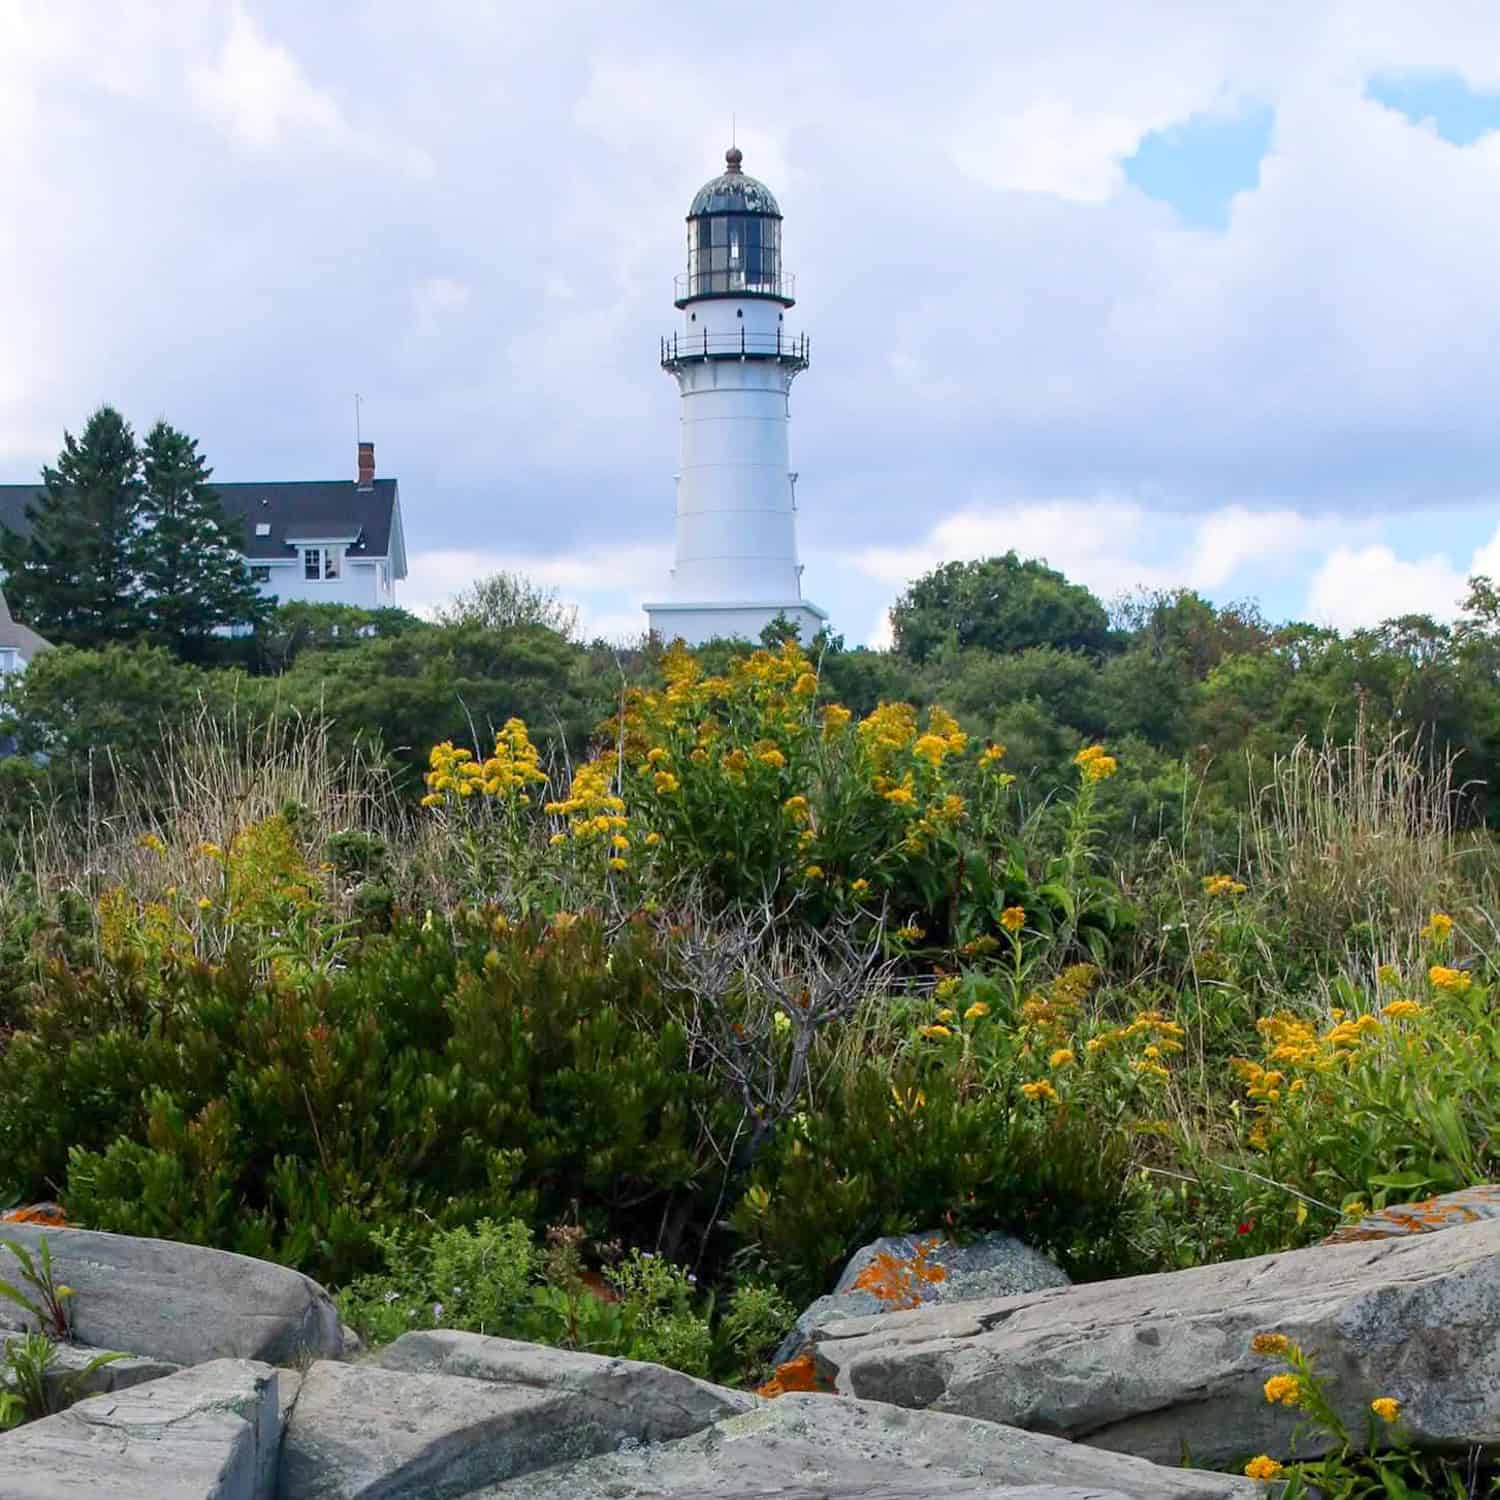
0,440,407,613
645,147,828,646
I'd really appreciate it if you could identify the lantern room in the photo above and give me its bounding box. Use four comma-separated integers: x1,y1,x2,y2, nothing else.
677,146,792,305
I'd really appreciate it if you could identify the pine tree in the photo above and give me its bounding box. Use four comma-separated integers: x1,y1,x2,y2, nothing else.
135,421,268,656
0,406,146,645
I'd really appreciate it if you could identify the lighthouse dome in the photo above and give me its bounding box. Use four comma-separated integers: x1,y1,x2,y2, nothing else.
680,148,788,303
688,147,782,218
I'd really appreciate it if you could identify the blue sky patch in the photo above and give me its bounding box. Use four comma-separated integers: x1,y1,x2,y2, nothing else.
1122,105,1274,228
1366,71,1500,145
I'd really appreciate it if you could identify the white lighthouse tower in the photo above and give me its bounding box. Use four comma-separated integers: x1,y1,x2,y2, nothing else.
644,147,828,646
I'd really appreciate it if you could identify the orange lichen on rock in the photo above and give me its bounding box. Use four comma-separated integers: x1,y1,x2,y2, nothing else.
1,1203,68,1227
851,1236,949,1310
756,1352,833,1399
1322,1185,1500,1245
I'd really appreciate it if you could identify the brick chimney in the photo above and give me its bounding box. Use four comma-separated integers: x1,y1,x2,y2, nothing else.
357,441,375,489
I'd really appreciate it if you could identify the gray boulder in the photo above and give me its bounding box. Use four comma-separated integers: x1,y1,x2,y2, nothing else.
281,1340,750,1500
0,1225,343,1366
0,1358,279,1500
475,1392,1257,1498
810,1217,1500,1467
0,1339,179,1404
773,1229,1069,1366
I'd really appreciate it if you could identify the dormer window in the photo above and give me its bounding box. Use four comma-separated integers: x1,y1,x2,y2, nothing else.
304,547,341,581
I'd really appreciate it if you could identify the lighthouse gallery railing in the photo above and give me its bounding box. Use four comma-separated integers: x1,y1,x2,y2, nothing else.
659,329,810,370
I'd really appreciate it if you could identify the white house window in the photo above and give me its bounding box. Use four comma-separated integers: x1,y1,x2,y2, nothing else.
250,565,271,583
303,547,342,581
0,648,17,674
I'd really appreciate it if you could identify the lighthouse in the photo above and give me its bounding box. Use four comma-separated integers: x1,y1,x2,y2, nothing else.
644,147,828,646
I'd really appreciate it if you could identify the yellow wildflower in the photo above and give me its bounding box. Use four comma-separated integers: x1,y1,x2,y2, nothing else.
772,1011,792,1034
758,747,787,770
964,1001,990,1021
196,841,223,859
644,831,662,846
1049,1047,1075,1069
822,704,852,737
1371,1397,1401,1423
1000,906,1026,934
196,897,212,911
912,733,952,768
654,770,681,794
420,793,444,809
550,912,579,934
1263,1374,1303,1407
1244,1455,1284,1481
792,671,819,697
646,746,670,765
611,834,630,851
137,833,165,854
1250,1332,1291,1356
1429,964,1470,992
978,742,1006,769
1420,911,1454,942
804,865,825,880
1202,873,1248,896
548,833,567,846
1074,744,1119,781
1376,963,1401,986
936,1007,956,1023
1381,999,1423,1020
1020,1080,1059,1103
919,1024,952,1040
895,923,926,942
884,785,916,806
609,857,628,872
850,878,870,896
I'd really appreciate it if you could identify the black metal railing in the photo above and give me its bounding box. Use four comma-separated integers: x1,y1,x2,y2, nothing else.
674,270,796,303
660,329,810,369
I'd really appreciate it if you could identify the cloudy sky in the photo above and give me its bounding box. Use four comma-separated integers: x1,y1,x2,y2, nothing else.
5,1,1500,645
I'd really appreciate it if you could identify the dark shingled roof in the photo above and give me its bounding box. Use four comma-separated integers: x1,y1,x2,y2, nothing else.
0,479,404,572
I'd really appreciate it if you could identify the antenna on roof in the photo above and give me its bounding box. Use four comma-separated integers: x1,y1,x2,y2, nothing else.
354,392,363,445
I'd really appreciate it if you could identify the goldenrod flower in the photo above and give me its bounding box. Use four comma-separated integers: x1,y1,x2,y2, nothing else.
196,897,212,911
758,747,787,770
548,833,567,847
772,1011,792,1034
1428,964,1471,992
850,878,870,896
919,1023,952,1040
1074,745,1118,781
196,841,224,859
1376,963,1401,985
611,834,630,851
978,742,1007,768
609,857,628,872
964,1001,990,1021
895,923,926,942
1381,999,1423,1020
644,831,662,847
1020,1079,1059,1103
1420,912,1454,942
1202,873,1247,896
804,865,825,880
1049,1047,1075,1069
883,785,916,806
1244,1455,1284,1481
654,771,681,794
1371,1397,1401,1423
937,1007,956,1022
792,671,819,697
646,746,669,765
1000,906,1026,934
1263,1374,1303,1407
137,832,165,854
1250,1332,1291,1356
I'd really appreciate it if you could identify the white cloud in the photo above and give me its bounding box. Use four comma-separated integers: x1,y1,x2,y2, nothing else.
1305,545,1467,630
409,277,471,338
189,8,430,173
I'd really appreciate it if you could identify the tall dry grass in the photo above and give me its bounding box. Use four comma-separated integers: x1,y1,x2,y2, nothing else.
1244,716,1491,975
0,702,416,955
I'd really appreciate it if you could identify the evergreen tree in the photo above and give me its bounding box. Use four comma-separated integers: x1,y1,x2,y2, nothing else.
135,421,267,656
0,406,145,645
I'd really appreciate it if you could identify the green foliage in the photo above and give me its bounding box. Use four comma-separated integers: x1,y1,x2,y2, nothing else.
336,1219,714,1376
0,1331,123,1425
135,421,268,653
434,570,579,639
890,553,1115,665
0,406,145,646
0,1235,75,1339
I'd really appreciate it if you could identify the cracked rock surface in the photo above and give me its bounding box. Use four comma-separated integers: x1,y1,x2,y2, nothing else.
809,1218,1500,1467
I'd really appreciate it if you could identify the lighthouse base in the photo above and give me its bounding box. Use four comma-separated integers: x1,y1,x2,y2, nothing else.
644,599,828,649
